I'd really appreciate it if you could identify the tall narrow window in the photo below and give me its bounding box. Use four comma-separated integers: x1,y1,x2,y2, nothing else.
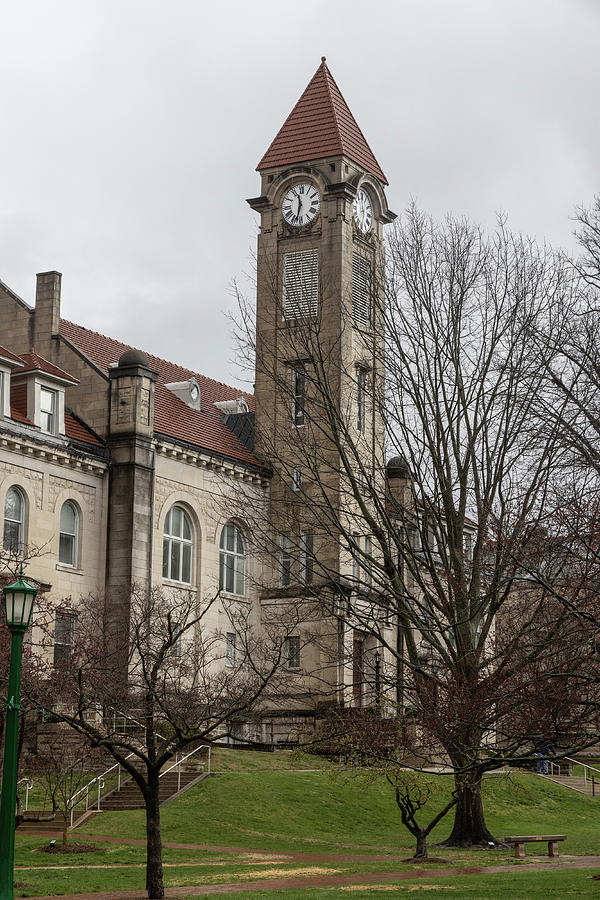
3,487,24,552
162,506,193,583
352,532,361,583
293,468,303,491
219,523,246,596
279,532,292,587
357,368,367,433
292,365,306,426
301,531,314,584
353,634,365,706
352,254,371,327
226,632,236,667
364,535,372,587
284,635,300,670
59,501,79,567
40,387,57,434
282,249,319,319
54,610,76,667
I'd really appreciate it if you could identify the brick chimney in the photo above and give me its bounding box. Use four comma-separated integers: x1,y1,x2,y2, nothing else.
33,271,61,347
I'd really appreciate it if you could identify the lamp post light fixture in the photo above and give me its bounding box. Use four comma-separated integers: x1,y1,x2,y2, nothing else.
0,567,37,900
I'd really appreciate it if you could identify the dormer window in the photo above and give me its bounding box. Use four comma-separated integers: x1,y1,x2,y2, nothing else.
0,346,25,419
9,350,78,438
164,377,201,411
40,387,57,434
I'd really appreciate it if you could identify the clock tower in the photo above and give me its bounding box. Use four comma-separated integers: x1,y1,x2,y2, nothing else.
248,59,395,700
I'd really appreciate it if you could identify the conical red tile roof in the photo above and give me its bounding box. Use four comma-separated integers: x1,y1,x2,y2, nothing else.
257,58,388,185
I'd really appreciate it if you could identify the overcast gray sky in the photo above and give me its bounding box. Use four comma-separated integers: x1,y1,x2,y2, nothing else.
1,0,599,387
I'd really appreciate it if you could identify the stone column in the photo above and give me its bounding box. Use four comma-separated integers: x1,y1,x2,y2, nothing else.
106,349,157,667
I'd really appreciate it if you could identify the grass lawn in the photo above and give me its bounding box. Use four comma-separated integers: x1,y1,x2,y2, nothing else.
184,868,600,898
12,751,600,896
79,767,600,855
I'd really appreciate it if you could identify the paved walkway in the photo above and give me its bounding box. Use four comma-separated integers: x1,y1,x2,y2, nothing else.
23,857,600,899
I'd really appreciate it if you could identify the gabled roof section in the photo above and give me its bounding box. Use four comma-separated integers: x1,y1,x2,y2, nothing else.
59,320,263,469
18,350,79,384
257,57,388,185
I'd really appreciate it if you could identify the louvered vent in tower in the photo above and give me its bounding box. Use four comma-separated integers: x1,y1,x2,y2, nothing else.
282,249,319,319
352,254,371,327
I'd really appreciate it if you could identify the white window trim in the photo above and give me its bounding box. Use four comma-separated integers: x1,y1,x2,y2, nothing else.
162,506,194,585
59,500,79,568
3,486,25,553
219,523,246,597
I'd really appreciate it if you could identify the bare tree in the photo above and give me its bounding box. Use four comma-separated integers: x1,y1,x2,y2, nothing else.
30,584,305,899
235,204,600,847
307,707,458,859
31,743,104,846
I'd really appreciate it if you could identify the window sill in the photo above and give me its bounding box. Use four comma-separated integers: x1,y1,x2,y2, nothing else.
56,564,84,576
162,579,197,592
219,591,251,605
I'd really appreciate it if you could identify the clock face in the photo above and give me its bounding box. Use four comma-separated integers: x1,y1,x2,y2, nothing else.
353,189,373,233
282,183,320,227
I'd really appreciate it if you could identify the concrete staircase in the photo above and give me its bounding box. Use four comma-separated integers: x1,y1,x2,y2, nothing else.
544,773,600,798
100,763,209,811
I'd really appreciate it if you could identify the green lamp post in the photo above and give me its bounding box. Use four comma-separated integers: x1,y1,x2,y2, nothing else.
0,567,37,900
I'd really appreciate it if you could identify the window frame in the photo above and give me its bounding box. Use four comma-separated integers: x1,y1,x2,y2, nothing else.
278,532,292,587
357,367,367,433
162,505,194,585
226,632,236,668
53,610,76,668
292,365,306,426
3,486,25,553
300,530,314,585
59,500,79,568
284,635,301,670
219,523,246,597
39,386,57,435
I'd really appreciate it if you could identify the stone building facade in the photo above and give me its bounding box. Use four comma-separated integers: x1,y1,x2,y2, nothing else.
0,59,399,740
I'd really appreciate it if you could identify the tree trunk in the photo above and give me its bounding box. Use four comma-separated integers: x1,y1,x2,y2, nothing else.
62,815,68,846
145,772,164,899
414,830,428,859
441,774,496,847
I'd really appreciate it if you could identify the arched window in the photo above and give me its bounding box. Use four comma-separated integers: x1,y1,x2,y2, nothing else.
3,487,24,552
219,523,245,596
162,506,193,584
59,501,79,567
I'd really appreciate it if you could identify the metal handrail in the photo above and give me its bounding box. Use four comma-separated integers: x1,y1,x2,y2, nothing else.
563,756,600,786
68,749,140,827
107,706,166,744
159,745,211,794
549,761,561,776
17,777,33,811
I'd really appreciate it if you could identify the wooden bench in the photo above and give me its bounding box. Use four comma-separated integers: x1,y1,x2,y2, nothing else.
504,834,566,859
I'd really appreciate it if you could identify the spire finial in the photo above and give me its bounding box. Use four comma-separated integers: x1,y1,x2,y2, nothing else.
321,56,326,63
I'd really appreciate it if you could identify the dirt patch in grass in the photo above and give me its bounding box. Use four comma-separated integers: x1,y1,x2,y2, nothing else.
36,842,100,854
401,857,449,864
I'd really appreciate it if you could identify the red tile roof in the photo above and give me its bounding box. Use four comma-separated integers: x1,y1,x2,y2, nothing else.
59,320,263,468
18,350,79,384
257,58,388,185
0,345,24,366
64,413,104,448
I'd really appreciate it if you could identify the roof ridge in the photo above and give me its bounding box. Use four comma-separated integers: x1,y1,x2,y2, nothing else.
59,318,253,399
